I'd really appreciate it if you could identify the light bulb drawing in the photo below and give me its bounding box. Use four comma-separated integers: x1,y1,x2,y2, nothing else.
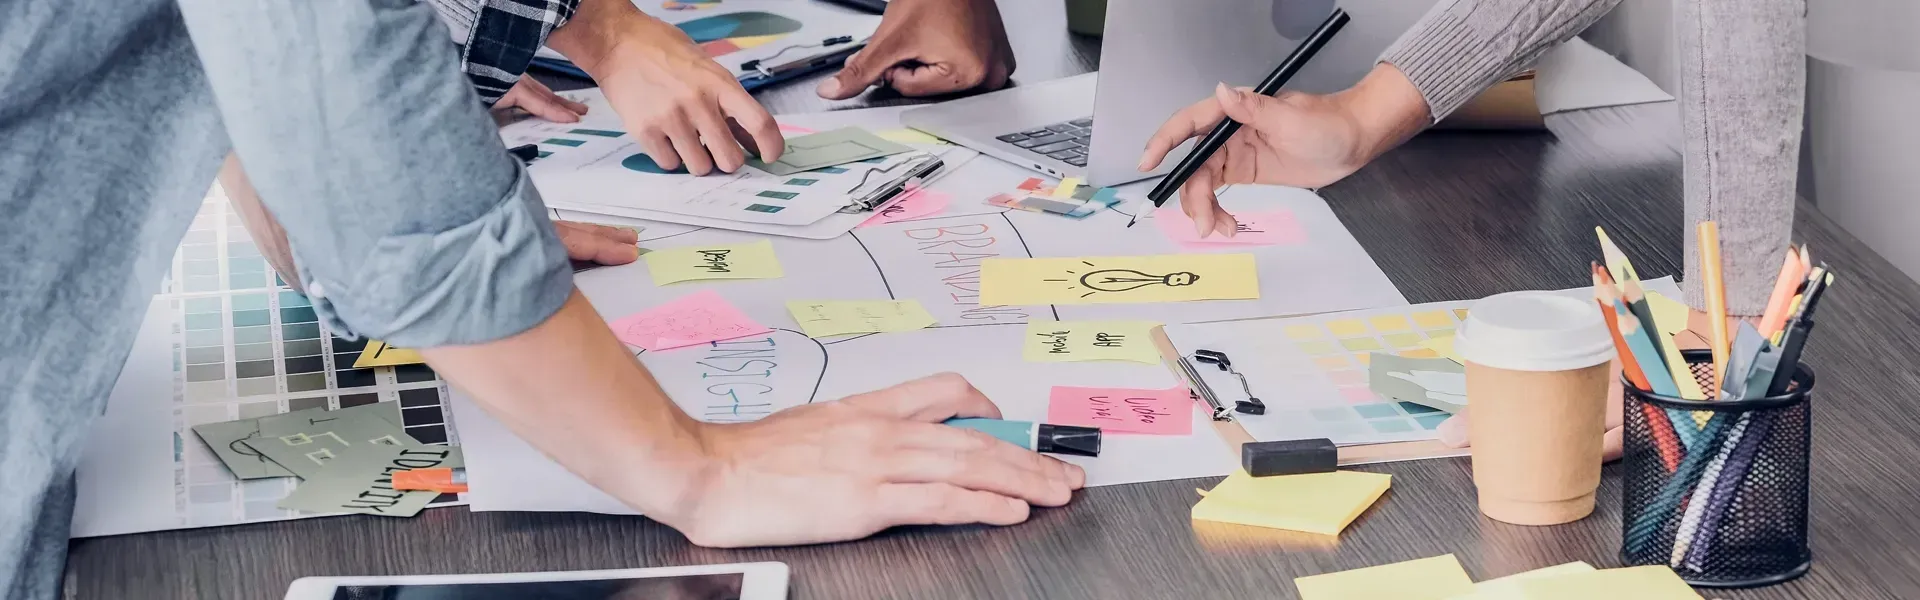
1046,261,1202,298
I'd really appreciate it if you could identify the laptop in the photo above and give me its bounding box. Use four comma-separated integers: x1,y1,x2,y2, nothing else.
902,0,1437,187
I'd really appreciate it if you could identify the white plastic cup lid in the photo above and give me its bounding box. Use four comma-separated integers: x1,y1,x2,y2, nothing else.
1455,291,1614,372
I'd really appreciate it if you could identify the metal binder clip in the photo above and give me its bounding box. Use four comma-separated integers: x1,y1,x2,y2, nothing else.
1177,356,1234,422
1194,349,1265,416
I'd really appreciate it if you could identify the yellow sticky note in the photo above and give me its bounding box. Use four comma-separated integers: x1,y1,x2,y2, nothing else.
1515,566,1701,599
353,340,424,368
1370,315,1412,332
786,300,936,338
1325,319,1368,337
1412,310,1454,329
1052,177,1080,198
1191,470,1391,536
979,255,1259,306
1445,562,1595,600
875,128,946,145
644,239,784,285
1294,555,1474,600
1420,334,1462,364
1023,320,1163,364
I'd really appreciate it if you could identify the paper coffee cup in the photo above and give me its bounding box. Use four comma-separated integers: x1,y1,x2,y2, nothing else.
1456,291,1614,525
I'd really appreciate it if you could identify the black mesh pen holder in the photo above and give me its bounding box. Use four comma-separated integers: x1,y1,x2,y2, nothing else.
1621,349,1812,588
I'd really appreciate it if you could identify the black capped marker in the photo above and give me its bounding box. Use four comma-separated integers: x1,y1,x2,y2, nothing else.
945,418,1101,457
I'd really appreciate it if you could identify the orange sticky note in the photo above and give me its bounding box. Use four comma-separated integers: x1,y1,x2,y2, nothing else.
392,468,468,493
1047,385,1192,435
610,290,771,351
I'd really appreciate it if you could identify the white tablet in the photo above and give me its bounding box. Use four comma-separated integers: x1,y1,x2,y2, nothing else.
284,562,789,600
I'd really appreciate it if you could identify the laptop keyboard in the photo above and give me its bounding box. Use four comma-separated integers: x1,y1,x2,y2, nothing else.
995,117,1094,167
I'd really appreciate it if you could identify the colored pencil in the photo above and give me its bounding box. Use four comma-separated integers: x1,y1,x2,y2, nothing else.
1757,246,1808,339
1671,412,1753,566
1616,299,1694,450
1596,226,1640,286
1597,266,1682,472
1697,222,1731,391
1626,411,1734,555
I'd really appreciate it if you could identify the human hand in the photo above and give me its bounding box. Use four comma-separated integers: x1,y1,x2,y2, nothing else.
1137,64,1429,238
495,76,589,123
555,220,642,265
547,1,782,175
660,373,1085,547
816,0,1014,99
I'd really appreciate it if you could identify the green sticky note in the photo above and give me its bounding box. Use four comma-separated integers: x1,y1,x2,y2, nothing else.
1368,352,1467,414
190,408,327,479
746,127,912,175
277,445,463,517
244,404,417,479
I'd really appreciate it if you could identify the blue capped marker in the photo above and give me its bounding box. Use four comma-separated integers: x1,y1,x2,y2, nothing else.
945,418,1102,457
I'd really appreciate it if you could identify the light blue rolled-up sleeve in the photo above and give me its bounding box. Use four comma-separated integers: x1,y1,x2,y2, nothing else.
176,0,572,347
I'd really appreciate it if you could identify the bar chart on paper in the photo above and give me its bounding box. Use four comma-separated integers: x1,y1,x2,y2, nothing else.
73,188,464,537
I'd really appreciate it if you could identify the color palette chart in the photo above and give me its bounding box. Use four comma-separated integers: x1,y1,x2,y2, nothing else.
1166,301,1474,446
159,188,461,530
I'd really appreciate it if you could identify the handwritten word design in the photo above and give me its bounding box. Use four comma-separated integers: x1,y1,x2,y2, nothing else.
644,239,784,285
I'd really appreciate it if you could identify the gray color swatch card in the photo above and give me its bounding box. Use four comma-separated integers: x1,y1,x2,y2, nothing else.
746,127,911,175
243,404,418,479
277,445,463,517
1368,351,1468,414
190,409,324,479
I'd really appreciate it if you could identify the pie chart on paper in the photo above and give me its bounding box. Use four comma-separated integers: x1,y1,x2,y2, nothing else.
676,12,805,58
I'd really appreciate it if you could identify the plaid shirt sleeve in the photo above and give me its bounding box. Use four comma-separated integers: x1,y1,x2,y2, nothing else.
426,0,580,105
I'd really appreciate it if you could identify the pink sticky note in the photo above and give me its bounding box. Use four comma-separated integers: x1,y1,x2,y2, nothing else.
777,123,816,136
1154,206,1306,248
858,189,951,227
1047,385,1194,435
609,290,772,351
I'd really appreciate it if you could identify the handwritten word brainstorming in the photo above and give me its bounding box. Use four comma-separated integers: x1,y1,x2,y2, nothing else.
853,213,1041,324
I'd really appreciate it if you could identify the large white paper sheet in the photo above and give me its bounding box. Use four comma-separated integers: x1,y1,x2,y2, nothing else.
453,325,1240,514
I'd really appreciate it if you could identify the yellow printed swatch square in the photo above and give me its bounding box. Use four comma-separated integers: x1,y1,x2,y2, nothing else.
1369,315,1412,332
1514,565,1701,599
644,239,783,285
1192,470,1391,536
1294,554,1474,600
353,340,424,368
1412,310,1454,329
1022,320,1163,364
1325,319,1368,337
979,255,1259,306
786,300,936,338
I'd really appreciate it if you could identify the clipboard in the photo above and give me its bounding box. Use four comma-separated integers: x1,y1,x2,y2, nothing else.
1150,324,1466,467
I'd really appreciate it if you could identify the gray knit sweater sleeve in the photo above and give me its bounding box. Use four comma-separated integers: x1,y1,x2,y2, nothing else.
1381,0,1806,316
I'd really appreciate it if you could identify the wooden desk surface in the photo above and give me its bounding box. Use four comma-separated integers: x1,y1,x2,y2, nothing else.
66,2,1920,598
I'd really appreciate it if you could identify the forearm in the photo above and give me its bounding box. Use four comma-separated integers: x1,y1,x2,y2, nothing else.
217,154,304,292
1381,0,1624,122
1678,0,1805,316
423,291,711,518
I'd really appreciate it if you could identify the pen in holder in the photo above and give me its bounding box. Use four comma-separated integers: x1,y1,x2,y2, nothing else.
1621,349,1813,588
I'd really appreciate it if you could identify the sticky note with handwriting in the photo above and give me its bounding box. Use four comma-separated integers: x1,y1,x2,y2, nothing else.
1047,385,1192,435
979,254,1259,306
786,300,937,338
1293,554,1474,600
1191,470,1392,536
644,239,784,285
1153,207,1306,248
1022,320,1163,364
611,290,771,351
858,188,950,228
